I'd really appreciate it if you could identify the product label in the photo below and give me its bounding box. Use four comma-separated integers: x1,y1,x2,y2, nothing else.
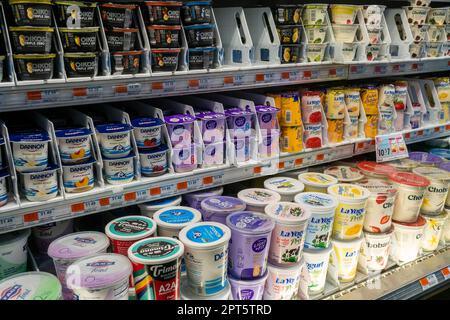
269,223,306,264
159,209,195,224
111,218,153,236
304,213,334,249
332,202,366,240
186,225,224,243
140,151,167,176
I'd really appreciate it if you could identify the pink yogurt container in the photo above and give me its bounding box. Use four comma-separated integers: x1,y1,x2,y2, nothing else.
164,114,196,147
196,111,226,144
255,106,279,131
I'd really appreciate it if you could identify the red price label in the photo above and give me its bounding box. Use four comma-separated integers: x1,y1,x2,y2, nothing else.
99,198,110,207
189,79,199,88
114,85,128,94
295,158,303,166
71,203,85,213
278,162,285,169
150,187,161,196
27,91,42,101
73,88,87,97
124,192,137,202
203,176,213,185
255,74,265,82
303,70,312,79
224,76,234,85
23,212,38,223
177,182,188,190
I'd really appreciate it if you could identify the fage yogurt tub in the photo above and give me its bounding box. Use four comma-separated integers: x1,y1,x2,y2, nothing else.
298,172,338,193
200,196,246,223
0,272,62,300
237,188,281,213
263,176,305,201
0,229,31,281
412,167,450,215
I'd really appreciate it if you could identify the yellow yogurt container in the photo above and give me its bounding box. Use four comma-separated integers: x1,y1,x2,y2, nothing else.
280,92,302,126
329,235,363,283
298,172,338,193
281,126,303,153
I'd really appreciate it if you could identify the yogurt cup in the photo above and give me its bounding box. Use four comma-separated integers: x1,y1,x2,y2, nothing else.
357,161,397,179
179,222,231,296
47,231,110,300
32,219,74,254
302,246,332,294
344,88,361,117
441,163,450,207
237,188,281,213
302,4,328,25
387,158,419,172
301,91,323,123
138,195,182,218
183,187,223,210
412,167,450,215
66,253,132,300
0,229,31,281
255,106,279,131
328,184,370,240
329,235,363,283
421,212,447,251
164,114,196,147
265,202,311,265
153,206,202,238
0,272,62,300
294,192,338,249
203,141,224,167
341,42,358,61
403,6,430,25
358,227,393,273
332,24,359,42
96,123,132,159
410,41,426,58
20,164,59,201
105,215,156,256
103,154,135,185
226,109,253,139
62,158,95,193
10,130,50,173
139,144,168,177
263,262,302,300
304,25,327,44
226,211,275,280
232,136,252,163
442,207,450,242
228,272,268,300
180,275,231,300
172,143,197,173
196,111,226,144
389,172,430,223
55,127,92,164
409,151,444,167
259,129,280,159
363,5,386,29
391,216,426,263
131,117,164,149
305,43,328,63
128,237,184,300
410,24,430,42
263,177,305,201
298,172,338,193
427,7,447,26
330,4,359,24
200,196,246,224
324,166,364,183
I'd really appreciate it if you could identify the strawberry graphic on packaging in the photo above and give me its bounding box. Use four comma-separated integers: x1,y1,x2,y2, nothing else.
375,195,387,204
380,215,390,225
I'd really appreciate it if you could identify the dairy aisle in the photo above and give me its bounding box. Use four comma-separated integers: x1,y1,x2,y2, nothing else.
0,0,449,302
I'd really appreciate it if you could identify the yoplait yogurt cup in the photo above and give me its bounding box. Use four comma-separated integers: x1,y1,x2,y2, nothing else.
164,114,196,147
226,108,253,138
255,106,279,131
103,154,135,185
0,272,62,300
391,216,426,263
10,130,50,173
228,271,268,300
298,172,338,193
139,144,168,177
96,123,132,159
302,246,333,294
357,161,397,179
409,151,444,167
180,275,231,300
196,111,226,144
263,177,305,202
226,211,275,280
20,164,59,201
200,196,246,224
32,219,74,254
420,212,447,252
358,227,393,273
183,186,224,210
138,195,182,218
237,188,281,213
0,229,31,281
55,127,92,165
412,167,450,215
62,158,96,193
324,166,365,183
131,117,164,149
328,235,363,283
263,261,302,300
153,206,202,239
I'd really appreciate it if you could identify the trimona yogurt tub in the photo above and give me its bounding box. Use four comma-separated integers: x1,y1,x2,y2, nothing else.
298,172,338,193
153,206,202,238
138,195,182,218
237,188,281,213
0,271,62,300
200,196,246,223
412,167,450,215
10,130,50,173
96,123,132,158
228,271,268,300
358,226,393,273
0,229,31,281
391,216,426,263
302,246,333,295
55,127,92,165
263,176,305,201
329,235,363,283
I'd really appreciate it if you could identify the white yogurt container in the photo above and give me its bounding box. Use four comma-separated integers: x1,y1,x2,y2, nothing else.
203,141,224,167
324,166,364,183
131,117,164,149
10,131,50,173
412,167,450,215
391,216,426,263
62,158,95,193
66,253,132,300
328,235,363,283
263,177,305,201
298,172,338,193
180,275,231,300
139,144,168,177
263,262,302,300
0,229,31,281
20,165,59,202
0,272,62,300
32,219,74,254
96,123,132,159
103,154,135,185
421,212,447,252
153,206,202,238
0,169,9,207
442,207,450,243
138,196,182,218
55,127,92,165
302,246,332,295
358,227,393,273
179,222,231,296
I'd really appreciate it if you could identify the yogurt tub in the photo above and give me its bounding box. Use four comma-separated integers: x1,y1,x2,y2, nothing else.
172,143,197,173
329,235,363,283
147,25,181,48
145,1,182,25
357,160,397,179
263,262,302,300
196,111,226,144
403,6,430,25
63,53,98,78
151,48,180,72
200,196,246,223
179,222,231,296
409,151,444,167
237,188,281,213
164,114,195,147
391,217,426,263
330,4,359,24
96,123,132,158
367,28,382,44
301,91,323,123
20,164,59,202
0,170,9,207
0,271,62,300
153,206,202,238
10,0,53,26
412,167,450,215
183,186,223,210
263,177,305,201
100,3,137,29
272,4,302,25
180,275,231,300
427,7,447,26
302,246,332,294
305,43,328,62
304,123,322,149
188,47,216,70
332,24,359,42
232,136,253,163
138,195,182,218
443,207,450,242
59,27,98,53
229,272,268,300
131,117,163,149
302,4,328,25
226,109,253,138
358,227,393,272
32,219,74,254
66,253,132,300
265,202,311,265
430,148,450,160
55,127,92,164
362,5,386,29
365,44,382,61
105,215,156,256
139,144,168,177
55,1,97,28
324,166,364,183
304,25,327,44
103,154,135,185
111,50,142,75
181,1,212,25
421,212,447,251
298,172,338,193
105,28,138,52
341,42,358,61
277,25,301,45
10,130,50,173
410,24,430,42
226,211,275,280
294,192,338,249
14,53,55,80
255,106,279,131
47,231,110,300
0,229,31,281
328,183,370,240
203,141,224,167
387,158,419,172
62,158,95,193
10,26,53,54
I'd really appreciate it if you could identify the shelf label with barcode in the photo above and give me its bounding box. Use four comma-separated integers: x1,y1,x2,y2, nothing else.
161,183,177,195
73,86,103,99
27,89,59,103
152,80,175,93
375,132,409,163
110,194,124,206
0,216,22,231
419,274,438,291
441,266,450,280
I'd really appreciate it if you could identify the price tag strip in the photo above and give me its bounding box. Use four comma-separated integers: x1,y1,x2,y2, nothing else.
419,273,439,291
375,132,409,163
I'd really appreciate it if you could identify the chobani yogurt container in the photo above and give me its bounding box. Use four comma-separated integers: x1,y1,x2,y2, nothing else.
131,117,163,149
47,231,110,300
10,130,50,173
96,123,132,158
229,271,268,300
105,216,156,256
55,127,92,165
294,192,338,249
66,253,132,300
264,202,311,265
389,172,430,223
357,161,397,179
180,275,231,300
324,166,364,183
62,158,95,193
328,184,370,240
328,235,363,283
200,196,246,223
164,114,196,147
302,246,332,294
358,227,393,273
0,229,31,281
237,188,281,213
409,151,444,167
263,177,305,201
32,219,74,254
263,262,302,300
412,167,450,215
391,216,426,263
0,272,62,300
421,212,447,251
183,186,224,210
386,158,419,172
20,164,59,201
196,111,226,144
298,172,338,193
103,154,135,185
226,211,275,280
139,144,168,177
153,206,202,238
179,222,231,296
440,163,450,207
138,195,182,218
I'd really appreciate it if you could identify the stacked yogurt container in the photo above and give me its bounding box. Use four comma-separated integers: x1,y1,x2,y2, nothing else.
330,4,360,62
195,110,227,167
272,4,303,64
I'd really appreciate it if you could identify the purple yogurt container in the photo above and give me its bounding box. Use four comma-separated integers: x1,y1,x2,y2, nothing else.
255,106,279,131
196,111,226,144
409,151,444,167
164,114,196,147
172,143,197,173
203,141,225,167
226,108,253,138
229,271,269,300
440,162,450,172
226,211,275,280
200,196,246,224
183,186,224,210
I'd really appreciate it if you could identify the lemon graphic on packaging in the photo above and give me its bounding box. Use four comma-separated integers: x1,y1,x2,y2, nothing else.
292,29,299,43
27,8,34,19
26,62,33,74
71,9,77,18
75,36,81,47
70,61,77,71
283,48,291,62
345,224,362,236
19,35,26,46
293,9,300,24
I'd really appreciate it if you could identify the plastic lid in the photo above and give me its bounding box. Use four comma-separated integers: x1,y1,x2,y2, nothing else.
409,151,444,166
195,111,226,120
412,166,450,182
153,206,202,230
388,171,430,188
264,202,311,225
164,114,196,125
386,158,419,171
356,178,397,196
95,123,132,134
66,253,132,290
327,184,370,201
324,166,365,182
47,231,110,260
131,117,164,128
178,222,231,250
138,144,169,154
298,172,338,188
293,192,338,212
200,196,246,213
255,105,279,114
0,228,31,247
183,186,224,201
105,216,156,241
430,148,450,160
226,211,275,235
263,177,305,196
357,161,396,178
9,130,50,142
180,275,230,300
237,189,281,208
0,272,62,300
128,237,184,265
55,127,92,138
393,216,426,228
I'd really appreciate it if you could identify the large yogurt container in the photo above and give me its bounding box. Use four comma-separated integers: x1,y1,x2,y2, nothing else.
255,106,279,131
20,164,59,201
237,188,281,213
430,148,450,160
32,219,74,254
226,211,275,280
200,196,246,223
103,154,135,185
357,161,397,179
47,231,110,300
298,172,338,193
263,177,305,201
196,111,226,144
294,192,338,249
179,222,231,296
139,144,168,177
153,206,202,238
62,158,96,193
324,166,365,183
263,262,302,300
55,127,92,165
0,229,31,281
180,275,231,300
389,172,430,223
391,216,426,263
328,235,363,283
302,246,332,294
138,195,182,218
440,162,450,207
421,212,447,252
264,202,311,265
409,151,444,167
131,117,164,149
412,167,450,215
96,123,132,158
328,184,370,240
105,215,156,256
183,186,224,210
10,130,50,173
358,227,393,273
228,271,268,300
66,253,132,300
226,109,253,138
0,272,62,300
164,114,196,147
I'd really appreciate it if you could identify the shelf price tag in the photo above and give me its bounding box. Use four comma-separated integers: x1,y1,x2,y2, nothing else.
441,266,450,280
27,89,59,103
188,78,208,90
127,83,142,95
391,63,406,73
375,133,409,163
350,65,366,75
84,200,100,213
152,80,175,93
110,194,124,206
73,86,103,99
419,274,438,291
411,63,424,72
0,216,22,232
114,83,141,96
374,65,387,75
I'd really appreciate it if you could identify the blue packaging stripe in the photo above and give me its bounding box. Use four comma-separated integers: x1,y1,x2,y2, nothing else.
137,140,162,148
0,193,8,201
141,166,167,174
24,186,58,197
61,150,92,161
101,146,132,155
14,158,48,167
64,178,95,188
106,173,134,181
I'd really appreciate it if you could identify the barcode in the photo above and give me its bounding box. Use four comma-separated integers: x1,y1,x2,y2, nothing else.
311,10,316,22
285,110,292,123
283,136,289,149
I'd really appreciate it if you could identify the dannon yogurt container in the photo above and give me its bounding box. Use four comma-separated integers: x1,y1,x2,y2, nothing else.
228,272,268,300
131,117,163,149
20,164,59,201
55,127,92,164
138,195,182,218
10,130,50,173
103,154,135,185
62,158,95,193
96,123,132,158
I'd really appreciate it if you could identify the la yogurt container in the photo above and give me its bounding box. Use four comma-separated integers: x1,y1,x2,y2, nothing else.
302,246,332,294
391,216,426,263
302,4,328,25
100,3,136,29
55,1,97,28
358,227,393,273
32,219,73,254
64,52,98,78
329,235,363,283
263,176,305,201
184,24,215,47
0,229,31,281
164,114,195,147
147,25,181,48
59,27,98,52
10,0,53,26
237,188,281,213
10,27,53,54
263,262,302,300
151,48,180,72
181,1,212,25
20,164,59,201
412,167,450,215
324,166,364,183
131,117,163,149
200,195,246,223
298,172,338,193
62,158,95,193
153,206,202,238
96,123,132,158
196,111,226,144
357,160,397,179
111,51,142,75
138,195,182,218
14,53,55,80
105,28,138,52
145,1,182,25
0,271,62,300
421,212,447,251
55,127,92,164
139,144,168,177
228,272,268,300
183,187,223,210
188,47,216,70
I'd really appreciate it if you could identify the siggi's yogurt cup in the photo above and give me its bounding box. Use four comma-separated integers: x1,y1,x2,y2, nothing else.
298,172,338,193
164,114,196,147
324,166,364,183
409,151,444,167
10,131,50,173
196,111,226,144
263,262,302,300
237,188,281,213
229,272,268,300
32,219,74,254
358,227,393,273
172,143,197,173
421,212,447,251
0,229,31,281
391,216,426,263
153,206,202,238
0,271,62,300
105,216,156,256
302,246,332,294
103,154,135,185
412,167,450,215
180,276,231,300
264,202,311,265
226,109,253,139
66,253,132,300
55,128,92,165
389,172,430,223
329,235,363,283
131,117,164,149
183,187,223,210
62,158,95,193
47,231,110,300
200,196,246,224
357,161,397,179
226,211,275,280
294,192,338,249
139,144,168,177
20,164,59,202
255,106,279,131
263,177,305,201
328,184,370,240
179,222,231,296
138,195,182,218
96,123,132,159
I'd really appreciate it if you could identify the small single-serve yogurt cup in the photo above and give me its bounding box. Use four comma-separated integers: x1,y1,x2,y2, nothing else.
0,170,8,207
47,231,110,300
403,6,430,25
32,219,74,254
229,271,268,300
105,215,156,256
329,235,363,283
409,151,444,167
62,158,96,193
139,144,169,177
96,123,132,159
358,227,393,273
332,24,359,42
237,188,281,213
298,172,338,193
330,4,359,24
20,164,59,201
103,154,135,185
412,167,450,215
179,222,231,296
255,106,279,131
183,186,223,210
442,207,450,243
55,127,92,165
391,216,426,263
0,229,31,281
153,206,202,238
138,195,182,218
131,117,164,149
265,202,311,265
263,177,305,201
294,192,338,249
196,111,226,144
324,166,364,183
10,130,50,173
172,143,197,173
421,212,448,251
357,161,397,179
0,272,62,300
302,246,332,294
203,141,225,167
66,253,132,300
200,196,246,223
263,262,302,300
302,4,328,25
226,211,275,280
164,114,196,147
427,7,448,26
226,109,253,138
180,275,231,300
